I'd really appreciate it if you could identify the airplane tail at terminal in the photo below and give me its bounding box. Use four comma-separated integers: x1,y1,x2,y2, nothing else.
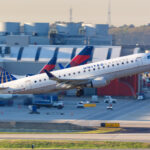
65,46,94,68
0,67,17,84
70,47,77,60
40,48,59,73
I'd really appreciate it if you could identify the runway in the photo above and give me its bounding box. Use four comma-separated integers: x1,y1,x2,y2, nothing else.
0,133,150,142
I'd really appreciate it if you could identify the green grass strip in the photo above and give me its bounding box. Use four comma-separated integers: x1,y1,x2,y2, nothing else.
0,140,149,149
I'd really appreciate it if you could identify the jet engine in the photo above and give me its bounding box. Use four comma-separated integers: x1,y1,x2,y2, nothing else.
87,77,108,88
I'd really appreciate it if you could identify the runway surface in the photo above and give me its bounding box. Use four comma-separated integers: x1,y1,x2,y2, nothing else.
0,133,150,142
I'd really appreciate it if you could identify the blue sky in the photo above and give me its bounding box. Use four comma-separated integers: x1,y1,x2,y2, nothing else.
0,0,150,26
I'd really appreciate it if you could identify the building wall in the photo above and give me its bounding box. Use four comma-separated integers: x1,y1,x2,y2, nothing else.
0,22,112,46
30,36,50,45
5,22,20,35
6,35,29,46
97,75,138,97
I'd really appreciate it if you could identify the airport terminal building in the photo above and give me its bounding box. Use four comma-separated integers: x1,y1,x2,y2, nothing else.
0,22,112,46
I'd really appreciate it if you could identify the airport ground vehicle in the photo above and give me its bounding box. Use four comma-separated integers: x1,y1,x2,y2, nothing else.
137,93,145,100
104,96,117,103
33,99,53,108
33,94,64,109
76,101,84,108
52,101,64,109
90,95,99,103
107,104,113,110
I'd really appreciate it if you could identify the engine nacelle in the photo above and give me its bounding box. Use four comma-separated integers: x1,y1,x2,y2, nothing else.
87,77,108,88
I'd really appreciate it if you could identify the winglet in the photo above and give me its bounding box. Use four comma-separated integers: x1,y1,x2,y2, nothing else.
44,69,54,79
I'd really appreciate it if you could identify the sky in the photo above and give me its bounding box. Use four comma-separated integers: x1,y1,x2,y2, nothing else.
0,0,150,26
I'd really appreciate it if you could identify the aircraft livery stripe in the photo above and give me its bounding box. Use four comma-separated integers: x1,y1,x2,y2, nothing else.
5,71,7,82
40,64,55,73
17,47,24,61
70,48,77,60
35,47,41,61
107,48,112,60
1,72,3,83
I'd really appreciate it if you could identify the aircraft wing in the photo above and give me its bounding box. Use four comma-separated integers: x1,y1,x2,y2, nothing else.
44,70,90,86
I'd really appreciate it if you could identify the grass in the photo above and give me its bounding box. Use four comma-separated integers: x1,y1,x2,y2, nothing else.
0,127,122,134
0,140,149,149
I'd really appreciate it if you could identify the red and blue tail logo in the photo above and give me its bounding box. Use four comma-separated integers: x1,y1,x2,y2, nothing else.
65,46,94,68
40,48,59,73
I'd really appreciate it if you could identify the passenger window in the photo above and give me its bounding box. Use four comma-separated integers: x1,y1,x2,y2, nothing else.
73,72,75,75
44,79,46,81
34,81,37,83
93,68,95,71
147,55,150,59
68,73,71,76
78,71,80,74
64,74,66,77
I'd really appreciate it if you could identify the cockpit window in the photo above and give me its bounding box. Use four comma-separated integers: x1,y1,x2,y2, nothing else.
147,55,150,59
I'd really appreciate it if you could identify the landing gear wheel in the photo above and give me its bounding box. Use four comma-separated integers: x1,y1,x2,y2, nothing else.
76,89,84,97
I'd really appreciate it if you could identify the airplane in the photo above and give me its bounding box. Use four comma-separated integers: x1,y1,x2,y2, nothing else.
0,51,149,97
39,48,58,73
58,46,93,69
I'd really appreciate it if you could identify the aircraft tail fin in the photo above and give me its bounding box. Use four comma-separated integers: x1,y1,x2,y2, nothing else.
65,46,94,68
40,48,59,73
0,67,17,84
70,48,77,60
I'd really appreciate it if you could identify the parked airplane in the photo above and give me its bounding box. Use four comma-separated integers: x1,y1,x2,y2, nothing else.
0,52,149,96
39,48,59,73
58,46,93,69
15,46,94,77
14,48,59,78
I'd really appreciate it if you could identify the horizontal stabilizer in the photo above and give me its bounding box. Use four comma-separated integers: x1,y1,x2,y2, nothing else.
0,87,8,90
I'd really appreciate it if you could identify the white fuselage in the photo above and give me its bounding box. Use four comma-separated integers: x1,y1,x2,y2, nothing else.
0,53,150,94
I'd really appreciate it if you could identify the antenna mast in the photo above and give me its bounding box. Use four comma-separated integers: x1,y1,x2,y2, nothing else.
70,8,72,22
107,0,111,27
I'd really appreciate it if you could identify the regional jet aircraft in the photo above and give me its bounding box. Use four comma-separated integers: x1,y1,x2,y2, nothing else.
0,51,149,96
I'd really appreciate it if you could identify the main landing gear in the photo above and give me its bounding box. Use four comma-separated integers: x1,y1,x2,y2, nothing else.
76,88,84,97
